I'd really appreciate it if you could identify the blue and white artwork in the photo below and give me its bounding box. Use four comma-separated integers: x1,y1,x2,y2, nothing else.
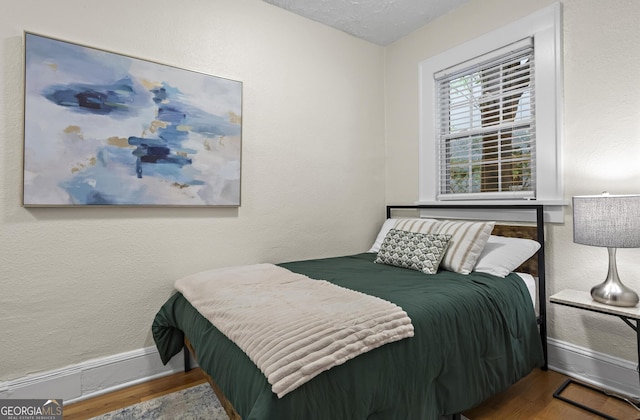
23,32,242,206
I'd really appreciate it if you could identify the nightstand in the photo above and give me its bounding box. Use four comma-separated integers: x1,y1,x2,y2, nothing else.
550,289,640,419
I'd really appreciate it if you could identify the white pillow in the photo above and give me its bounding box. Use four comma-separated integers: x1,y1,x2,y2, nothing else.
368,218,438,253
394,219,494,275
368,218,398,253
473,235,541,278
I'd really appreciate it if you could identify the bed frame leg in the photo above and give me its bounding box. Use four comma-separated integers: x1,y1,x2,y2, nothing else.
183,345,192,372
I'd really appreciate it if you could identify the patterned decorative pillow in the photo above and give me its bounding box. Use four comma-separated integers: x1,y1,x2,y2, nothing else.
374,229,451,274
393,219,495,275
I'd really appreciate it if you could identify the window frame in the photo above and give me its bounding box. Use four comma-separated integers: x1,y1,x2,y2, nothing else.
418,3,564,220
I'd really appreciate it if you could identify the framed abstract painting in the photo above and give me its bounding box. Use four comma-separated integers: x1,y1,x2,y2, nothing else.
22,32,242,207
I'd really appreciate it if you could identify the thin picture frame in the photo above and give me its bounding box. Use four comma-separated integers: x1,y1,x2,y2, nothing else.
22,32,242,207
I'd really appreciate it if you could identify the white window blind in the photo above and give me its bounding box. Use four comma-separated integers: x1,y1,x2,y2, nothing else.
435,38,536,200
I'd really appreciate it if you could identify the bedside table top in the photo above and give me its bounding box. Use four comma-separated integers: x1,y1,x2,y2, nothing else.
550,289,640,320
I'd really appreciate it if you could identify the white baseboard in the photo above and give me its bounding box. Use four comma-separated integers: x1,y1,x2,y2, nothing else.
0,338,636,405
547,337,639,399
0,346,190,405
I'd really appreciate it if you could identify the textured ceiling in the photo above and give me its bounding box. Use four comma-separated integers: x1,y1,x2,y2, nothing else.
262,0,471,45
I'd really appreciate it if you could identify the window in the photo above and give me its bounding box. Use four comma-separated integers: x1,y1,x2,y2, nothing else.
435,39,535,200
419,3,563,213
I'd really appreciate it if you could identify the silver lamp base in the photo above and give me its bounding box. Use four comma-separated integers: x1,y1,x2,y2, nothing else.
591,248,639,307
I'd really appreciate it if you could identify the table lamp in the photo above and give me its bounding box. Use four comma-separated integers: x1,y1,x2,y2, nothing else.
572,193,640,307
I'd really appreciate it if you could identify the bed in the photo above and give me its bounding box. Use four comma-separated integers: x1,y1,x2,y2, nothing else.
152,204,548,419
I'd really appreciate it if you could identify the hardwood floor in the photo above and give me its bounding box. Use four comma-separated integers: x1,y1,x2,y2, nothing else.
464,368,640,420
64,368,640,419
63,368,207,420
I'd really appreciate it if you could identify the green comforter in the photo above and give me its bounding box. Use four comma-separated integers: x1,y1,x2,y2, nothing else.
152,253,544,419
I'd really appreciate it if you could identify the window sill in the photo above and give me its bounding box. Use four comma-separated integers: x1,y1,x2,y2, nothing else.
413,200,569,223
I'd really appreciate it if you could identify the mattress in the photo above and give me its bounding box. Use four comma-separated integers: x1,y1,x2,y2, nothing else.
516,272,537,311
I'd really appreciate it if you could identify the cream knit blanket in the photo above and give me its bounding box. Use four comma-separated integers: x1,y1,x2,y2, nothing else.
174,263,414,398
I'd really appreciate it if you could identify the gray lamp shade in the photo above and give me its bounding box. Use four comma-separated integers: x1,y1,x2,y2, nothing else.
573,194,640,248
